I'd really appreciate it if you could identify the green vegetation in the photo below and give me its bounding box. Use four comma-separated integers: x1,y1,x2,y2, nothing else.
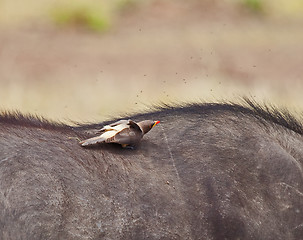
241,0,264,13
50,4,110,32
1,0,303,31
49,0,143,32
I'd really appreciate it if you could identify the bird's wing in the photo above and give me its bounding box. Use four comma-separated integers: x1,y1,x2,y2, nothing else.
128,120,143,133
98,119,130,132
108,119,130,127
80,130,118,146
108,128,143,145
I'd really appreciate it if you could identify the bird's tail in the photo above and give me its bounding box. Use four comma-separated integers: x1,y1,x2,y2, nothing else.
79,135,106,147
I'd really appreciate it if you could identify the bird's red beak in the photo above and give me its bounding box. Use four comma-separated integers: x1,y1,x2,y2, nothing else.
152,120,160,128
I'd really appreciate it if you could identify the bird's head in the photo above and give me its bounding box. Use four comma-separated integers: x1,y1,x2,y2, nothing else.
138,120,160,134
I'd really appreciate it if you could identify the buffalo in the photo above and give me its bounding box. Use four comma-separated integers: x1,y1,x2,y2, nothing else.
0,99,303,240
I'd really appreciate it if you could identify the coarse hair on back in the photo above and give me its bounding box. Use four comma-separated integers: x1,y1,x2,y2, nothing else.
240,98,303,135
1,98,303,135
125,97,303,135
0,110,69,130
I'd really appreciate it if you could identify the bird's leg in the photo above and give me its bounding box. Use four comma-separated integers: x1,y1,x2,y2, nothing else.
121,144,136,150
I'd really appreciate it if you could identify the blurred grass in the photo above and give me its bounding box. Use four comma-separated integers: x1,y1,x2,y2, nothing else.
239,0,264,13
0,0,303,123
0,0,142,30
0,0,303,29
50,4,110,32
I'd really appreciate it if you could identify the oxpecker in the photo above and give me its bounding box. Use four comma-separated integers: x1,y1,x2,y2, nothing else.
80,119,160,147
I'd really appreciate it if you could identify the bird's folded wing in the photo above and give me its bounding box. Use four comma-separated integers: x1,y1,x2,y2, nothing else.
128,120,143,133
80,130,117,146
98,119,130,132
110,128,142,145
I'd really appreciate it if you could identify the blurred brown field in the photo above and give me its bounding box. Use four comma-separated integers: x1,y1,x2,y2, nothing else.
0,0,303,124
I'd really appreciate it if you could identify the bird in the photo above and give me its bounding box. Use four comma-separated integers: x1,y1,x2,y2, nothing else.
79,119,160,148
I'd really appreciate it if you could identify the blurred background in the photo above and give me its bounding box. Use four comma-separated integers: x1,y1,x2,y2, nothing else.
0,0,303,124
